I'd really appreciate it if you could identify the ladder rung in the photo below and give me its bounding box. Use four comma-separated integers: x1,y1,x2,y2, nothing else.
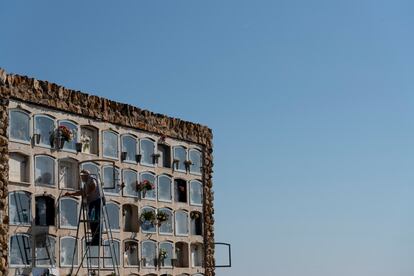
87,256,114,259
85,242,112,247
85,231,109,235
79,219,100,223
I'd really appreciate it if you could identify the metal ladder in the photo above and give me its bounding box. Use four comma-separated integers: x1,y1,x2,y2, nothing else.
34,233,56,266
12,192,32,266
70,160,120,276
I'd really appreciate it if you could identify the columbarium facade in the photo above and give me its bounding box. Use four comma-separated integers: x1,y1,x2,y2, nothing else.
0,69,215,276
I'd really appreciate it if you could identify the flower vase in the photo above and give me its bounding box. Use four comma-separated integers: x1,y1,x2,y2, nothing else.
53,130,65,149
55,136,65,149
121,152,127,161
142,220,153,231
59,138,65,149
33,133,41,144
76,142,82,153
83,143,90,154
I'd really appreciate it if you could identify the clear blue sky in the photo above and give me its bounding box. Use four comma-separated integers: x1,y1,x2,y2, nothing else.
2,1,414,275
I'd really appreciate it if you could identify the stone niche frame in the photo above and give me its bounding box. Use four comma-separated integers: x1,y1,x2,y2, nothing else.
0,68,215,275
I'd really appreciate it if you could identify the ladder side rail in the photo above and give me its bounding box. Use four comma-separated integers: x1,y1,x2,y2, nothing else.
101,199,120,274
12,192,31,265
75,202,86,275
84,199,94,274
14,233,30,267
75,201,93,275
97,172,105,276
99,178,120,275
44,236,54,267
69,198,84,275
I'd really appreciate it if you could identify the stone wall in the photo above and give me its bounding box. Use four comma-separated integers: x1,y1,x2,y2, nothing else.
203,148,215,274
0,68,215,275
0,70,10,276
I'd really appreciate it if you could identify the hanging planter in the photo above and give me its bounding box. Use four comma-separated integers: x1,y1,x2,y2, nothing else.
121,151,127,161
184,160,193,171
75,142,83,153
152,153,160,164
33,133,41,144
172,159,180,170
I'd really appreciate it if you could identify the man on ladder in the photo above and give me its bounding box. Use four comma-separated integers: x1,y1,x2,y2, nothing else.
64,169,101,245
66,164,120,276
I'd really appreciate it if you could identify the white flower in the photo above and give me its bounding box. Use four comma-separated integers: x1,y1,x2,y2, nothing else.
80,134,91,143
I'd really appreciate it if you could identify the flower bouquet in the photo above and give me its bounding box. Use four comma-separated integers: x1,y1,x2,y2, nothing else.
58,125,73,141
136,179,155,197
159,248,168,260
50,125,73,149
156,211,169,226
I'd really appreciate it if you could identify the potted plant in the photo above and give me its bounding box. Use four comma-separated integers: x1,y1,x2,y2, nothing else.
135,154,142,163
156,211,169,226
191,212,201,220
136,179,155,197
140,210,156,225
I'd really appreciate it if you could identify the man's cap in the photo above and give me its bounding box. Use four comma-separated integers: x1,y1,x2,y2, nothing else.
80,169,90,176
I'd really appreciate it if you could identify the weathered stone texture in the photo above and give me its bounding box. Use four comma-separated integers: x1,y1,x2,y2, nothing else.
0,68,215,275
203,148,215,274
0,79,9,275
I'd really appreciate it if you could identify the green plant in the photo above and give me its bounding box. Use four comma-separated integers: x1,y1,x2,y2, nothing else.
159,248,168,259
140,210,156,223
157,211,169,223
191,212,201,220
